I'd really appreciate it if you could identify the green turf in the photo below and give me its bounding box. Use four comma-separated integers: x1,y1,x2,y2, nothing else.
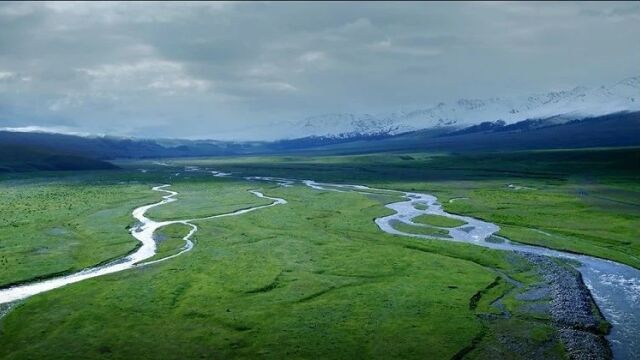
412,214,466,228
2,147,636,358
390,220,452,238
146,181,272,221
0,181,525,359
413,203,429,210
158,147,639,268
0,179,159,288
146,223,192,263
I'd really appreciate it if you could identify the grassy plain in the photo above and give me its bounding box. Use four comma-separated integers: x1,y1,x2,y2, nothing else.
146,181,272,221
0,177,158,288
1,147,637,358
0,174,561,359
160,147,639,268
147,223,193,262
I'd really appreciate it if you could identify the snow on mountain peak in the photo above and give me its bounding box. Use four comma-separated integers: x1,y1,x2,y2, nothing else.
281,76,639,139
615,76,640,88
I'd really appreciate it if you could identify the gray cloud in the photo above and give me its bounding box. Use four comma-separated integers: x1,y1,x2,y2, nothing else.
0,1,638,140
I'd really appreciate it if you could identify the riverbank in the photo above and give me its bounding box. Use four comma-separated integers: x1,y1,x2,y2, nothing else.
522,253,612,359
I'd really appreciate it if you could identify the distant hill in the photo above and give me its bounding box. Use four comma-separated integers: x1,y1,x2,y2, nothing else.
0,145,117,172
0,131,270,160
1,111,638,166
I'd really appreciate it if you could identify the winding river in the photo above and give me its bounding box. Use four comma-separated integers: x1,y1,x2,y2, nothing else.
374,189,640,360
0,184,286,304
0,174,638,359
251,177,640,359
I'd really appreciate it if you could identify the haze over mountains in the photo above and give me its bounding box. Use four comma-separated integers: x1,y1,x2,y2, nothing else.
1,76,639,171
3,75,639,142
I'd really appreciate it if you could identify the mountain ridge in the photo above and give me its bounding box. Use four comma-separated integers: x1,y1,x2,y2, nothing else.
276,76,639,140
1,111,638,162
3,76,638,142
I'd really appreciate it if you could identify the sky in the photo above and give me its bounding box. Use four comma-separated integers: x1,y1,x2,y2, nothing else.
0,1,638,140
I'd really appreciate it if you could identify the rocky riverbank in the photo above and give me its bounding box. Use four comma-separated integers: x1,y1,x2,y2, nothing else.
521,253,612,360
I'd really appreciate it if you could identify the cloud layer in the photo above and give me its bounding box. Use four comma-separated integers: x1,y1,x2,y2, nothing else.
0,1,638,140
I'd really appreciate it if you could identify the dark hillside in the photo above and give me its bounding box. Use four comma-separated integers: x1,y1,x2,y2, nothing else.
0,145,117,172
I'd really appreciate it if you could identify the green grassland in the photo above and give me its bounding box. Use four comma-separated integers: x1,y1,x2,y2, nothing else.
390,220,452,238
157,147,639,268
1,147,637,358
147,223,193,262
0,178,563,359
146,181,272,221
412,214,466,228
0,178,159,288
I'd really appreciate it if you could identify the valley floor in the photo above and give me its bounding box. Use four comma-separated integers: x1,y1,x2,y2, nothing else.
0,148,637,359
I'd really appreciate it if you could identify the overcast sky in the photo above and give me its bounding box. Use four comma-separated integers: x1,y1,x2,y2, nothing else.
0,1,638,140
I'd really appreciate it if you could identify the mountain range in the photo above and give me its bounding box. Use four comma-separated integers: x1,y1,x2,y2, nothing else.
276,76,639,139
1,76,639,171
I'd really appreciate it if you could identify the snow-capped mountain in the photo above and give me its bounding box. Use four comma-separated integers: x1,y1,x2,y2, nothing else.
281,76,639,139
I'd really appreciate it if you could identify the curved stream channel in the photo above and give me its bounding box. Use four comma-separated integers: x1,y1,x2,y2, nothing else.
0,184,286,304
0,175,638,359
252,176,640,359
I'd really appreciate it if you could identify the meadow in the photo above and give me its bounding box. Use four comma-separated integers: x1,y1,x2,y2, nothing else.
160,147,639,268
0,178,158,288
0,147,637,359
